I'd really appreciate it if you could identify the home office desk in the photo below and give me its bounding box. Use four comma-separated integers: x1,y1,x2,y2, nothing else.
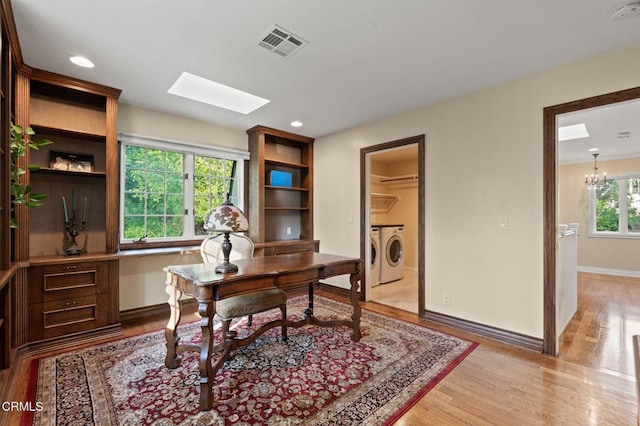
163,252,362,411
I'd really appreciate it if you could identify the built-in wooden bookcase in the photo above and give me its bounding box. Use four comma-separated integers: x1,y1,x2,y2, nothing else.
28,80,110,257
13,70,121,344
0,10,12,372
247,125,318,256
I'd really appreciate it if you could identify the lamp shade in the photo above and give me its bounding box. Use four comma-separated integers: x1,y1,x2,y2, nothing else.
203,196,248,233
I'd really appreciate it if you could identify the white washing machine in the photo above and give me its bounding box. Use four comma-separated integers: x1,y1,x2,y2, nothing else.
370,226,381,287
379,225,404,284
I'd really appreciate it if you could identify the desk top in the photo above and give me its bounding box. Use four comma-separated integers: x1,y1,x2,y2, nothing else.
164,252,361,286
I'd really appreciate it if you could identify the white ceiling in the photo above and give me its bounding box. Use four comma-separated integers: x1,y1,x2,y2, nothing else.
10,0,640,139
558,99,640,165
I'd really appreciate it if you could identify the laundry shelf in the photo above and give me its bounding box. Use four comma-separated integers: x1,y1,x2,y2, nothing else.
371,192,399,214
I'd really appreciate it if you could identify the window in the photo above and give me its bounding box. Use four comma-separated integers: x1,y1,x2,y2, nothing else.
119,134,248,244
589,173,640,238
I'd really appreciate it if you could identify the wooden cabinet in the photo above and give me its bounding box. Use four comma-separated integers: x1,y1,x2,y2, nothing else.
247,125,318,255
10,69,122,345
27,257,118,342
26,76,120,256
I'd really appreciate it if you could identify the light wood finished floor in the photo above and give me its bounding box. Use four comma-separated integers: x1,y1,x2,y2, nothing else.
5,275,640,425
558,272,640,376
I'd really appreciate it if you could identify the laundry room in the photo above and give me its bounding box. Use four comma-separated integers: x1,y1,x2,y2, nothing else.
369,145,419,313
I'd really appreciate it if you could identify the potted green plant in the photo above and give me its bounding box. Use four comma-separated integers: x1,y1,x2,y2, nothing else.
10,122,53,228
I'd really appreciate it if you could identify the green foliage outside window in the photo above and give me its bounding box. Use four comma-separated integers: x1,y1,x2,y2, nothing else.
122,145,238,240
594,177,640,234
595,179,618,232
193,155,236,235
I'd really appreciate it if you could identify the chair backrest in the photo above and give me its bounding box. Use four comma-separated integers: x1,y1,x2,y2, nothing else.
200,233,254,264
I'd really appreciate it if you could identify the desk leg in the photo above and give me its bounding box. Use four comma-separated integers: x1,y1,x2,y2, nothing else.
198,300,215,411
350,271,362,342
303,282,314,319
165,283,183,369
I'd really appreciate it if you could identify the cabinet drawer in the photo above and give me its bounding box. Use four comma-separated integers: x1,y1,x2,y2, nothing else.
29,261,108,303
29,294,109,341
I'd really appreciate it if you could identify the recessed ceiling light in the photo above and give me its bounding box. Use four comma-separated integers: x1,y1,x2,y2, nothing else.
167,72,270,114
290,121,303,127
69,56,94,68
558,123,589,141
588,148,599,152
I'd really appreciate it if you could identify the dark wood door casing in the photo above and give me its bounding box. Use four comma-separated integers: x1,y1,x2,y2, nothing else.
542,86,640,355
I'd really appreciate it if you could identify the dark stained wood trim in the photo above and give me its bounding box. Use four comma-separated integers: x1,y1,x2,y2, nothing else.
246,125,314,144
27,68,122,99
16,324,123,358
360,135,425,307
0,0,23,70
120,298,199,323
423,309,544,352
542,86,640,355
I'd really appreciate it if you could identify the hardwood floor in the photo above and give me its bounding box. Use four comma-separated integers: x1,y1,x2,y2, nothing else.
6,275,639,425
558,272,640,376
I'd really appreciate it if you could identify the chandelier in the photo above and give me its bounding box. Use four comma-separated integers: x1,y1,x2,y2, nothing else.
584,153,607,188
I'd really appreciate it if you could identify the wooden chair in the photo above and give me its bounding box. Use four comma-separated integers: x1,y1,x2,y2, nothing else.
200,234,288,341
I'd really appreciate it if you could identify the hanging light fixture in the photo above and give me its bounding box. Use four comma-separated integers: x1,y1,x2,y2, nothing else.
584,153,607,188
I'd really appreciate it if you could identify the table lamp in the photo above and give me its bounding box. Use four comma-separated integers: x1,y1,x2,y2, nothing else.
203,194,249,273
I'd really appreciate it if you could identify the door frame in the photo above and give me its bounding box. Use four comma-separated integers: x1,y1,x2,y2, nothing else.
543,86,640,354
360,134,425,315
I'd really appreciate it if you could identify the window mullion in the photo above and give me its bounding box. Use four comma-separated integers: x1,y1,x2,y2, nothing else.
184,153,195,238
619,178,628,234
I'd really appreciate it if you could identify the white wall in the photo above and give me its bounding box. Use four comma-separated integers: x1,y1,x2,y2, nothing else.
117,104,247,311
314,42,640,339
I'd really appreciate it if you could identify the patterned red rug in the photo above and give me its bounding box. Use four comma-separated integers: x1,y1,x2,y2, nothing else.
23,295,477,425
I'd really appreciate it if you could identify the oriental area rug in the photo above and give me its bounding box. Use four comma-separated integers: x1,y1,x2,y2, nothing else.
23,295,477,425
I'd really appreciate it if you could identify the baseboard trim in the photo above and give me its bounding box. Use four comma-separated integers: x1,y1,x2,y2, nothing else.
17,324,124,358
577,266,640,278
423,309,544,352
119,298,198,322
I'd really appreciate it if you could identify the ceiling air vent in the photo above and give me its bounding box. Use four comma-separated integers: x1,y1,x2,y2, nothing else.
258,25,308,58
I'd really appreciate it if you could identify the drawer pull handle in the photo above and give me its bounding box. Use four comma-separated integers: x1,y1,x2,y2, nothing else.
63,265,78,271
63,301,79,307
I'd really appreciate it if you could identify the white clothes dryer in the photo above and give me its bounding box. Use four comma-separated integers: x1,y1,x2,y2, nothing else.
379,225,404,284
370,226,381,287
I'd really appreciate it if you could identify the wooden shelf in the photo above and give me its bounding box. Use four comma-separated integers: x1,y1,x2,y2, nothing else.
32,167,106,178
265,185,309,192
30,124,106,141
265,207,310,211
265,158,310,169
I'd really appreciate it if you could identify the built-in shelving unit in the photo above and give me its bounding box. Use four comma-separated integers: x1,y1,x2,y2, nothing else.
11,69,122,345
247,125,319,256
371,192,400,214
0,5,13,375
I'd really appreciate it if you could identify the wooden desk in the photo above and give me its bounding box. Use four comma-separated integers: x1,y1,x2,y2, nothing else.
163,252,362,411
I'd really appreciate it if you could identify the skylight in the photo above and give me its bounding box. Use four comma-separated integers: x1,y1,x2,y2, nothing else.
167,72,270,114
558,123,589,141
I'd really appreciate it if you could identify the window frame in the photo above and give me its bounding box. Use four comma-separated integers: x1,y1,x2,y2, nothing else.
588,171,640,239
118,133,249,247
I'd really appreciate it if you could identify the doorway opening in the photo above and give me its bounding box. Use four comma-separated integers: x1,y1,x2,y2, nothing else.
543,86,640,355
360,135,425,316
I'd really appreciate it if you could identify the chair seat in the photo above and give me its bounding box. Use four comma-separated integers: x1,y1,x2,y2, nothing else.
216,288,287,320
